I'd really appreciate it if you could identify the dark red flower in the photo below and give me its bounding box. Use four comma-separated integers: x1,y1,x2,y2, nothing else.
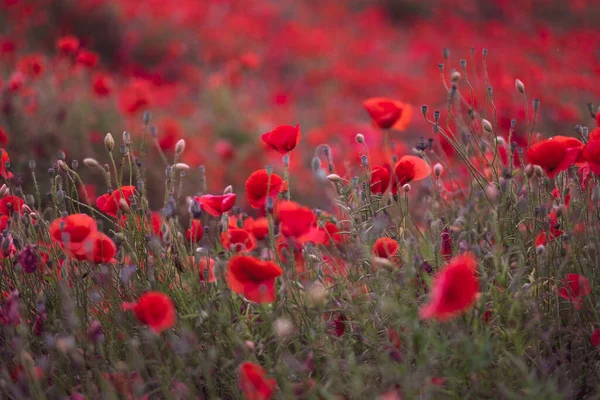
370,165,391,195
591,328,600,348
363,97,413,130
245,169,283,209
243,217,270,240
56,35,79,55
276,201,315,238
372,237,399,259
93,73,113,97
122,291,175,333
583,139,600,174
0,127,8,146
49,214,97,254
394,155,431,186
0,148,14,179
0,195,24,216
261,124,301,154
72,231,116,263
96,186,136,218
76,50,99,68
194,193,236,217
420,253,479,321
557,274,590,309
527,138,579,179
186,220,204,242
227,255,283,303
239,362,276,400
221,228,256,252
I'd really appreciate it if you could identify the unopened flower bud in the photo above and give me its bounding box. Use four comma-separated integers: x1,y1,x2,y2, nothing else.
0,184,8,197
174,163,190,171
373,257,395,270
515,79,525,94
534,165,544,178
273,318,294,341
355,133,365,144
433,163,443,177
402,184,411,193
524,164,534,178
481,119,493,133
223,185,233,194
451,71,461,83
57,160,68,172
175,139,186,155
306,282,328,308
118,198,130,213
327,174,342,183
83,158,101,169
104,133,115,152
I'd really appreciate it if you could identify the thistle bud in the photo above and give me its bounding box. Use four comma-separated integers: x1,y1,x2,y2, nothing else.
327,174,342,183
175,139,186,155
223,185,233,194
515,79,525,94
481,119,493,133
355,133,365,144
433,163,443,177
104,133,115,152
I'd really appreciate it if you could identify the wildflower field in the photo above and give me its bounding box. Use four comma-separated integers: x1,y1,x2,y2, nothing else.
1,0,600,399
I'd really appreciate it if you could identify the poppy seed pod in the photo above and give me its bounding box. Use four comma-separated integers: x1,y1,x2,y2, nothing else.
515,79,525,94
104,133,115,152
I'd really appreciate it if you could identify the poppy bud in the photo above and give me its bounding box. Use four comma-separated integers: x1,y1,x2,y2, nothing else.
524,164,534,178
402,184,411,193
123,131,131,145
306,282,328,308
451,71,461,83
118,198,130,213
554,205,565,218
532,98,540,112
421,104,428,117
327,174,342,183
83,158,101,169
433,163,443,177
481,119,493,133
355,133,365,144
515,79,525,94
486,184,500,204
373,257,395,270
143,111,151,124
104,133,115,152
57,160,68,172
0,184,8,197
223,185,233,194
174,163,190,172
273,318,294,341
533,165,544,178
175,139,186,155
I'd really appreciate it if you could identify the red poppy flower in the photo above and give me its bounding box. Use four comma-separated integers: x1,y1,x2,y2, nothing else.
535,228,563,247
56,35,79,55
226,255,283,303
276,201,315,238
0,127,8,146
526,138,579,179
18,54,45,78
239,362,276,400
261,124,301,154
96,186,136,217
245,169,283,209
93,73,113,97
370,165,391,195
157,118,181,151
0,215,9,231
557,274,590,309
215,139,235,160
243,217,270,240
277,238,305,274
186,220,204,242
72,231,117,263
420,253,479,321
394,155,431,186
187,255,217,283
78,183,97,205
363,97,413,131
0,148,14,179
122,291,175,333
583,139,600,174
76,50,98,68
591,328,600,348
0,195,24,216
221,229,256,252
195,193,236,217
49,213,97,253
372,237,399,259
553,136,585,164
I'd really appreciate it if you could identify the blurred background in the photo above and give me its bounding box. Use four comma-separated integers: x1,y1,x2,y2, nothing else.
0,0,599,210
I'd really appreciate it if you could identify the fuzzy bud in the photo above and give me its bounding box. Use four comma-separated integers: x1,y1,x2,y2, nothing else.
481,119,493,133
175,139,186,155
402,184,411,193
524,164,534,178
174,163,190,172
104,133,115,152
83,158,102,169
223,185,233,194
515,79,525,94
327,174,342,183
534,165,544,178
433,163,443,177
355,133,365,144
451,71,461,83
